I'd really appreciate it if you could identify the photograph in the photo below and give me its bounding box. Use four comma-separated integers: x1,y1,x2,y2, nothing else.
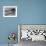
3,6,17,17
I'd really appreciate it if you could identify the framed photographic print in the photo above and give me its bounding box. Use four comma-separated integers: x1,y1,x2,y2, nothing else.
3,6,17,17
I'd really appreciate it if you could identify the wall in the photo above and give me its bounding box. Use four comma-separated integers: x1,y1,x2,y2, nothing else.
0,0,46,44
0,0,18,44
